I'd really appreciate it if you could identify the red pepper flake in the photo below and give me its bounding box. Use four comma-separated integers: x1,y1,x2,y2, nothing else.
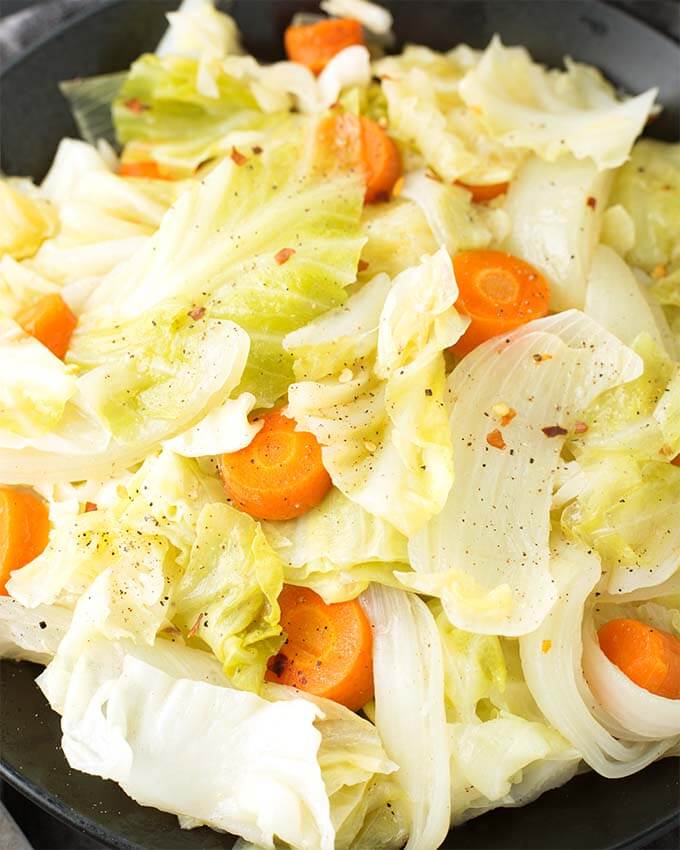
230,147,247,166
275,247,295,265
486,429,506,450
188,306,206,321
123,97,148,114
84,501,97,513
492,403,516,426
358,259,369,272
187,612,204,638
671,453,680,468
252,145,263,155
574,421,589,434
532,353,553,363
586,196,597,210
542,425,568,438
541,639,552,653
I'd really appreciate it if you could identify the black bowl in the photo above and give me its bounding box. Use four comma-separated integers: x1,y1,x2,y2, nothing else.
1,2,679,848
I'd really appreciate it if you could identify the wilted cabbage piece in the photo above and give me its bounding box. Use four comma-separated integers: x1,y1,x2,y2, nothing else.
609,139,680,273
0,179,57,261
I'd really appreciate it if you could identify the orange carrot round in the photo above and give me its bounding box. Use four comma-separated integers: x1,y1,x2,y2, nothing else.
119,160,168,179
457,181,509,203
16,294,77,360
360,116,402,203
451,250,550,357
284,18,364,74
319,113,402,203
220,409,332,521
0,488,49,595
598,618,680,700
265,585,374,710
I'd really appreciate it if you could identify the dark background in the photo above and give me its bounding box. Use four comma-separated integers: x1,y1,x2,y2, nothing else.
0,1,678,848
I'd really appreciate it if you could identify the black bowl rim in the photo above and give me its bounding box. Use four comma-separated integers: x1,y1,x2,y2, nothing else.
0,1,678,848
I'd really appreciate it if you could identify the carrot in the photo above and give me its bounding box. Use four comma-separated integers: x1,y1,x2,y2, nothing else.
598,618,680,700
457,181,509,203
265,585,374,710
0,488,50,596
118,160,168,179
220,409,332,521
451,250,550,357
284,18,364,74
319,113,402,203
16,294,77,360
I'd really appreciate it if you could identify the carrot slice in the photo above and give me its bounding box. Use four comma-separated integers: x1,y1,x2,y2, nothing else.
457,181,509,203
16,294,77,360
0,488,50,595
119,160,168,179
319,113,402,204
220,409,332,521
284,18,364,74
598,618,680,700
451,250,550,357
265,585,374,710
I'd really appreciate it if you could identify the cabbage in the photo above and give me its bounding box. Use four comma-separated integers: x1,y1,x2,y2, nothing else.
320,0,394,36
113,52,271,176
361,585,450,850
263,488,408,603
399,171,501,255
358,200,438,280
502,154,612,311
156,0,243,62
519,535,675,777
60,73,126,147
0,179,57,261
39,638,335,850
608,139,680,273
287,248,467,536
561,334,680,594
173,502,284,692
0,597,70,664
164,392,262,456
374,45,524,184
585,245,675,356
404,310,642,636
0,317,77,440
459,37,656,170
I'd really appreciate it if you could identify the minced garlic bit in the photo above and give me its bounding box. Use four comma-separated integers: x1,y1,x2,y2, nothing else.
486,428,506,450
339,368,354,384
541,639,552,653
391,176,404,198
364,440,377,453
651,264,667,279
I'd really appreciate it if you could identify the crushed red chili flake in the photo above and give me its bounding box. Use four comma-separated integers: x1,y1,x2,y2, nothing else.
671,453,680,468
486,429,506,450
188,306,206,320
84,501,97,513
532,353,553,363
187,613,204,638
275,247,295,265
252,145,263,155
574,421,589,434
124,97,148,114
542,425,568,438
586,196,597,210
541,639,553,653
358,259,370,272
230,147,247,166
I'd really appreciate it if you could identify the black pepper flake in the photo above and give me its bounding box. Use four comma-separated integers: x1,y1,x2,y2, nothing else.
425,388,433,396
38,621,47,630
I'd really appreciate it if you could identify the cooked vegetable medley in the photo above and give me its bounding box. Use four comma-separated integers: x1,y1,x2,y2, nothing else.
1,1,679,848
